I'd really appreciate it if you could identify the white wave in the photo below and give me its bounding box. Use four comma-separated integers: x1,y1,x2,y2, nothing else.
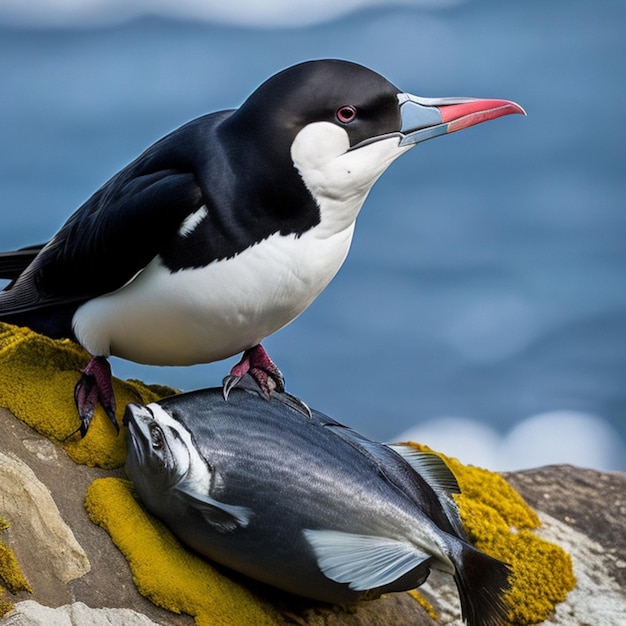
394,410,626,472
0,0,464,28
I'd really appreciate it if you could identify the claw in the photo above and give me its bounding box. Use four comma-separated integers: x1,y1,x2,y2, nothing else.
276,391,313,419
73,356,118,437
222,374,242,401
224,344,285,400
73,375,99,437
223,371,312,420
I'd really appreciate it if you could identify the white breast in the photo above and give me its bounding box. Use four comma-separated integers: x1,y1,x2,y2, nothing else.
72,223,355,365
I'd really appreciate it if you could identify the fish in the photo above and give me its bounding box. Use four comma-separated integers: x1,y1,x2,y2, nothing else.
124,376,510,626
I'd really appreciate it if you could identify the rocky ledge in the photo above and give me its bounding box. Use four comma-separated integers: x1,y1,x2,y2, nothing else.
0,321,624,626
0,403,624,626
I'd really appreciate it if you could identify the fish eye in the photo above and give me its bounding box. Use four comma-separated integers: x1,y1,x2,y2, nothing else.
149,424,164,450
336,105,357,124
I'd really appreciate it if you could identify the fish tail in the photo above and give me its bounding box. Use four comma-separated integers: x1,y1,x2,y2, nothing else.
450,541,511,626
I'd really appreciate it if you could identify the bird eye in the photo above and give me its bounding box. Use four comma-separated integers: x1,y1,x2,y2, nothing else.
336,105,357,123
150,424,164,450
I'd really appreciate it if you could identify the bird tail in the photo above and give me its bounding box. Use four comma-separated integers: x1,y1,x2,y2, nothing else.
450,539,511,626
0,246,43,282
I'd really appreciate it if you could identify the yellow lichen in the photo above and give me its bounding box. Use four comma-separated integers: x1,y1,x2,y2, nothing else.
406,443,576,625
0,322,176,469
0,516,32,617
0,598,12,618
85,477,280,626
0,543,32,595
407,588,438,620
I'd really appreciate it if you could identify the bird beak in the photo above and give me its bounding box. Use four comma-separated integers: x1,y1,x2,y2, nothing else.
397,93,526,146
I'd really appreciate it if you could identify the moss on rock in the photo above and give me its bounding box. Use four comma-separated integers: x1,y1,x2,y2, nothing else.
0,322,176,469
0,516,32,618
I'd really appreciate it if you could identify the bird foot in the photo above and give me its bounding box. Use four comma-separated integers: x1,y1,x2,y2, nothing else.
73,356,118,437
223,344,285,401
222,348,312,418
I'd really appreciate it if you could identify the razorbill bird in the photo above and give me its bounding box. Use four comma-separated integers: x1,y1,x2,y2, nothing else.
0,59,525,435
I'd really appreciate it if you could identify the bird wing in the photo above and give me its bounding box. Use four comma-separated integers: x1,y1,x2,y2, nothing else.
0,165,205,315
0,112,234,317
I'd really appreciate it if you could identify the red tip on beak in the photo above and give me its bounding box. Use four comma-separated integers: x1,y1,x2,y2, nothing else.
439,99,527,133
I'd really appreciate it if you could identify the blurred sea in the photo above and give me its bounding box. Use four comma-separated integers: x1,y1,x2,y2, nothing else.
1,0,625,470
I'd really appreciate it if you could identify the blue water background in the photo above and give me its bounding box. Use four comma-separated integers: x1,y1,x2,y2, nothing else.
1,1,625,468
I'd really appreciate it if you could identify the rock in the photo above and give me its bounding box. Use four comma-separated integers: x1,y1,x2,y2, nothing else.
0,451,90,588
0,406,433,626
2,403,625,625
507,467,626,626
1,600,161,626
0,323,624,625
506,465,626,589
0,407,194,626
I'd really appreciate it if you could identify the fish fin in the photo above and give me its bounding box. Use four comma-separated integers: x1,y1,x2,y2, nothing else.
175,486,252,532
388,445,468,539
450,540,511,626
303,529,431,591
388,445,460,495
